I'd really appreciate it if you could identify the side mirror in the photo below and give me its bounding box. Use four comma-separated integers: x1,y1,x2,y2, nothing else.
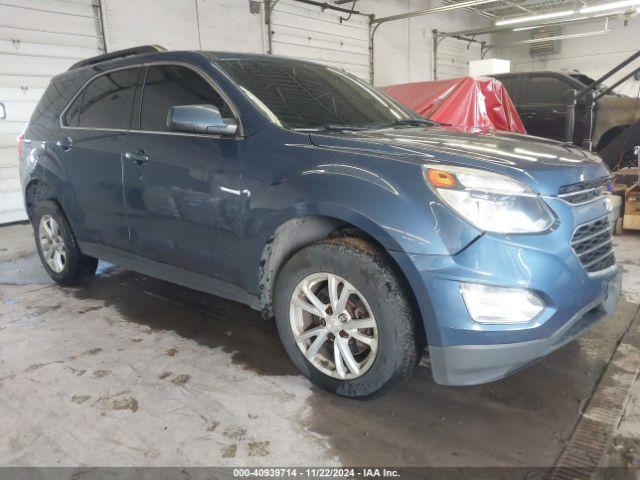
167,104,238,136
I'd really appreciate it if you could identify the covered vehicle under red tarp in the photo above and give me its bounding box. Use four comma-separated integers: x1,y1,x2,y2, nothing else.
382,76,526,134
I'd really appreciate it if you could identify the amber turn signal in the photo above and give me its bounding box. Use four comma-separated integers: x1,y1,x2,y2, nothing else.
426,168,457,188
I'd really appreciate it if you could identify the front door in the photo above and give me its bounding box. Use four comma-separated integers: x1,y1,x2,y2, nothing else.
517,74,572,142
55,67,141,249
123,64,245,282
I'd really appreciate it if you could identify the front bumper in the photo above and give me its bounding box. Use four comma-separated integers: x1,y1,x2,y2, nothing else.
429,274,620,385
390,198,622,386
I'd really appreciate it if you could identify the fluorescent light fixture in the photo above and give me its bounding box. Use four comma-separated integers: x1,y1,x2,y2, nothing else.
580,0,640,13
512,14,597,30
495,9,574,26
512,10,624,30
516,29,608,44
513,25,548,31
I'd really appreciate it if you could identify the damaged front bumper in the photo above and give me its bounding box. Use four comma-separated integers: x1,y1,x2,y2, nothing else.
429,276,620,385
390,224,622,386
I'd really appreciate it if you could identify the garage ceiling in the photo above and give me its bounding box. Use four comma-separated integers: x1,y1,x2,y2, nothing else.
433,0,639,35
442,0,582,19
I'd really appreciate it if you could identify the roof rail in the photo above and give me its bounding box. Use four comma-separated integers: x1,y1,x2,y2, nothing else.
68,45,167,71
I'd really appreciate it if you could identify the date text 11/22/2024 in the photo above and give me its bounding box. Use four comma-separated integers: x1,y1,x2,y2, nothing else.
233,468,401,478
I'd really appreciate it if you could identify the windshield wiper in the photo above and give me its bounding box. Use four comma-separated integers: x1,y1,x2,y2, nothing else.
299,119,438,132
383,118,439,128
324,124,370,132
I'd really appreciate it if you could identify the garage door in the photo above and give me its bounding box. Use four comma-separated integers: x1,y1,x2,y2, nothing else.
0,0,104,224
435,36,482,80
270,0,370,81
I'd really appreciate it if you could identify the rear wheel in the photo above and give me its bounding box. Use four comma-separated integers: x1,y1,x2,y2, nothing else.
274,237,421,398
33,200,98,285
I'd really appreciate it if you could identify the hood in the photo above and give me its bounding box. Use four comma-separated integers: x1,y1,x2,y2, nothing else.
309,125,610,195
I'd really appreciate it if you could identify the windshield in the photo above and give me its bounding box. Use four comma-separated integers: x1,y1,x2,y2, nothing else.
215,57,421,130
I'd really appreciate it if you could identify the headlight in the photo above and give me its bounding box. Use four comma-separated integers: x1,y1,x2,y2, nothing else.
460,282,544,324
424,165,555,234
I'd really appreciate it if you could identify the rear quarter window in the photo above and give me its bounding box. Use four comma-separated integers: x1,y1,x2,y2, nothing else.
63,67,141,129
27,76,80,139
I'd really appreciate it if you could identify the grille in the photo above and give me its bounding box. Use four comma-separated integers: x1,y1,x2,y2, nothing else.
571,216,615,273
558,177,608,205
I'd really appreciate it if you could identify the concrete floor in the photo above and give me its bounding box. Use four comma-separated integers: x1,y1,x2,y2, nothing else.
601,235,640,472
1,222,639,468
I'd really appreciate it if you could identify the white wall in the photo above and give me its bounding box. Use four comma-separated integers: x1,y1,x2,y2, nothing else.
101,0,266,53
269,1,371,80
490,16,640,94
101,0,371,78
360,0,490,85
101,0,488,86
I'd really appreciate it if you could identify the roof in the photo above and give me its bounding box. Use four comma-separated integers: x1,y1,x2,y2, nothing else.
69,46,332,73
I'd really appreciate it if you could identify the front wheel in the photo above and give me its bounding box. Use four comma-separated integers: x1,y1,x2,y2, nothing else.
274,238,421,398
615,217,624,236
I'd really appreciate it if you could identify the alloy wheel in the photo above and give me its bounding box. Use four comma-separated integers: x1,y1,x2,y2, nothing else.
39,215,67,273
289,272,378,380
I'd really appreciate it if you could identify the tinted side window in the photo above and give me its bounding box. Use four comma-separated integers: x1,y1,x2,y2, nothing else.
65,68,140,129
140,65,231,132
520,75,570,104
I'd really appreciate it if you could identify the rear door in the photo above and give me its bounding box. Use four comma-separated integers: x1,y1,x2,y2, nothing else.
123,63,245,282
55,67,141,249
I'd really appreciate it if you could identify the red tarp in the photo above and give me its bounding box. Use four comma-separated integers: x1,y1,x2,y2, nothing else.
382,76,526,134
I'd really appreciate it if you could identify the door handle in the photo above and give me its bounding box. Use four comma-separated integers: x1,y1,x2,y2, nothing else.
220,186,251,197
124,151,149,165
56,136,73,151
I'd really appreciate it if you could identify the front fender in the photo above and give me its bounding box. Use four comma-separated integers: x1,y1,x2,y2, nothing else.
253,200,410,253
245,154,480,255
239,147,481,299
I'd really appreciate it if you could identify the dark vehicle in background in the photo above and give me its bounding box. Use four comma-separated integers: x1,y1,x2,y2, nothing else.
568,71,605,89
19,46,620,398
491,71,640,152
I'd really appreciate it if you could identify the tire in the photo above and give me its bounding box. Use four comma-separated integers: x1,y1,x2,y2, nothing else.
32,200,98,286
274,237,421,398
615,218,624,236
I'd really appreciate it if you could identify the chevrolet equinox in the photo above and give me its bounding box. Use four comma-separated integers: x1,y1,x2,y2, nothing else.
19,46,622,397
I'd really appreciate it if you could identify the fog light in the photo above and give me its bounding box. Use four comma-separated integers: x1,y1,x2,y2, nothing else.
460,283,544,324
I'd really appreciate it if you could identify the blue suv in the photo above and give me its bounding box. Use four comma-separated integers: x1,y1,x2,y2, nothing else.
19,46,621,397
